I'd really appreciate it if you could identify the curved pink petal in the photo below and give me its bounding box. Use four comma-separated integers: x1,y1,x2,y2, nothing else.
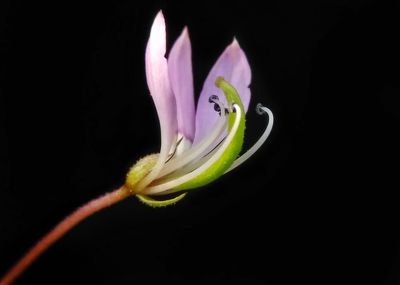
141,11,177,188
193,39,251,144
168,27,195,141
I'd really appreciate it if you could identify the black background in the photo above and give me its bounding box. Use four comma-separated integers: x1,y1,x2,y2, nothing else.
1,0,400,284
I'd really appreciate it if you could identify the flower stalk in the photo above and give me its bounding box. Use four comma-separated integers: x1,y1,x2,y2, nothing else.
0,187,130,285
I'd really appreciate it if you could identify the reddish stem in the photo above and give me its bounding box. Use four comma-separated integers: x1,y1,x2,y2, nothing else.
0,186,130,285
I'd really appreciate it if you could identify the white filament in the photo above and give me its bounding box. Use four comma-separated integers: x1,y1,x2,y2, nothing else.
143,104,242,195
156,136,225,189
158,105,228,178
225,104,273,173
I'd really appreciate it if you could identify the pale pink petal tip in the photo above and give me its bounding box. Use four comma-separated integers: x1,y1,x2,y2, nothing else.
193,37,252,144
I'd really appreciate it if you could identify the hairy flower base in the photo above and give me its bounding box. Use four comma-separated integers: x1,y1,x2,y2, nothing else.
125,155,187,207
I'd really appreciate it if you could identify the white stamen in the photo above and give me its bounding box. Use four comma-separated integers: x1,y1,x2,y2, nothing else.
144,104,242,195
155,136,226,187
225,104,273,173
157,98,228,178
165,137,224,182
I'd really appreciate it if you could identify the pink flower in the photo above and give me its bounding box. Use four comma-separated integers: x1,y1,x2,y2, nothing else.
129,11,273,206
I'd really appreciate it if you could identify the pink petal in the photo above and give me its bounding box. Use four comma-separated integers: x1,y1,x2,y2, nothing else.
168,27,195,141
193,39,251,144
141,11,177,188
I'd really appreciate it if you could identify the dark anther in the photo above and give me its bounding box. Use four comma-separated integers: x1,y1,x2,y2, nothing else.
214,104,221,113
208,95,219,104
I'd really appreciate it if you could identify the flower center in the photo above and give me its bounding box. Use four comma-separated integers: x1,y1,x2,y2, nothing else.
144,97,243,195
157,95,228,178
